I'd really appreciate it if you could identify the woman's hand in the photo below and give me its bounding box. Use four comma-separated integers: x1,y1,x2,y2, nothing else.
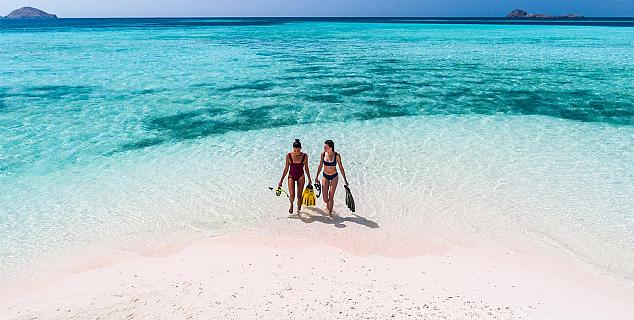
278,181,282,188
315,177,320,184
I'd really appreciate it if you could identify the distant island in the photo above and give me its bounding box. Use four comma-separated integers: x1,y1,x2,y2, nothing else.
506,9,583,19
3,7,58,19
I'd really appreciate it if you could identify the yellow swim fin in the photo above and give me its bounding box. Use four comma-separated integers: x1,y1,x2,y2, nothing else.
301,188,309,205
302,185,316,206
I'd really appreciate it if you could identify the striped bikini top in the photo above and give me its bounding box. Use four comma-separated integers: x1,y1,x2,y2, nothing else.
322,152,337,167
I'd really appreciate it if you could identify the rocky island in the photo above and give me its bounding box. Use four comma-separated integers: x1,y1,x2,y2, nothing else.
506,9,583,19
3,7,58,19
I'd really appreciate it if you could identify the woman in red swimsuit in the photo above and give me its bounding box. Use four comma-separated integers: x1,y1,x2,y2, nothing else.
278,139,313,214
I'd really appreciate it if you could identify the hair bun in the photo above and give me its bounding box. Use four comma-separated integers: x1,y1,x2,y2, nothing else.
295,139,300,143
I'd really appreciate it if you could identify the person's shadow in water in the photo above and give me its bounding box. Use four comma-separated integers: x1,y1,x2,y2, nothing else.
289,207,379,229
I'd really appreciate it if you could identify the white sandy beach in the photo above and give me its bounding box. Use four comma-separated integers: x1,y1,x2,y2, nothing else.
2,209,632,320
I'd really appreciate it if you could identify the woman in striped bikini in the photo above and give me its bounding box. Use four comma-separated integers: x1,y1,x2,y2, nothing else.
315,140,349,217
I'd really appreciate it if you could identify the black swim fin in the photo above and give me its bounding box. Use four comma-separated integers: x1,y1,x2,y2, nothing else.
344,185,355,212
314,181,321,198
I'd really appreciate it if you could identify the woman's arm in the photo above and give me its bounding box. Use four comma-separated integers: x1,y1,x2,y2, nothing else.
278,154,290,187
337,154,349,186
303,154,312,185
315,152,324,183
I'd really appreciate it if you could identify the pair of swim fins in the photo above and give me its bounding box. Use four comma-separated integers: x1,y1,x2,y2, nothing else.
344,185,355,212
302,184,316,206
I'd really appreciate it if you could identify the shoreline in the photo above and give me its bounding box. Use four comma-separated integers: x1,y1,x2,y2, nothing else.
2,213,633,319
2,115,632,284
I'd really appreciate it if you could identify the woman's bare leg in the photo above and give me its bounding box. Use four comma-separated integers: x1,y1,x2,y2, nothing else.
287,177,295,214
321,176,330,207
296,175,305,213
327,176,339,215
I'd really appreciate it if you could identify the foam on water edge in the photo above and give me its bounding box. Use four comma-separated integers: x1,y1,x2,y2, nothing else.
1,114,632,281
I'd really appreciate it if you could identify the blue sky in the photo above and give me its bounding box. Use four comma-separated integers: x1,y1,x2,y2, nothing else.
2,0,633,17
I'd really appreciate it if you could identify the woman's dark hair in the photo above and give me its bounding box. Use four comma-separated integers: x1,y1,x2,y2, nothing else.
293,139,302,148
324,140,335,151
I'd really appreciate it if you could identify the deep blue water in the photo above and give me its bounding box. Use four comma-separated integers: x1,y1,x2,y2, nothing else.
2,17,634,29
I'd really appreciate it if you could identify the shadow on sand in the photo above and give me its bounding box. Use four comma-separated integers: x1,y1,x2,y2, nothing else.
288,207,379,229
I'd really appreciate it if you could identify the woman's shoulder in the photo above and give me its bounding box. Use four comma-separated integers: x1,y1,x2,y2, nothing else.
288,152,307,158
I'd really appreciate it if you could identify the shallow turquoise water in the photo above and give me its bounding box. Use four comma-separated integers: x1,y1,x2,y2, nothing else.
0,19,633,279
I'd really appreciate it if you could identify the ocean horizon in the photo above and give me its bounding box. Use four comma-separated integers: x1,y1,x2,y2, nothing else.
2,16,634,25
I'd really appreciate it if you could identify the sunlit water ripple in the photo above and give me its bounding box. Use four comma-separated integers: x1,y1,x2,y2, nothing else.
0,18,632,280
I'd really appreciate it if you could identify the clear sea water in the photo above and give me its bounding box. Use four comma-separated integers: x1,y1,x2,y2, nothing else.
1,18,633,280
